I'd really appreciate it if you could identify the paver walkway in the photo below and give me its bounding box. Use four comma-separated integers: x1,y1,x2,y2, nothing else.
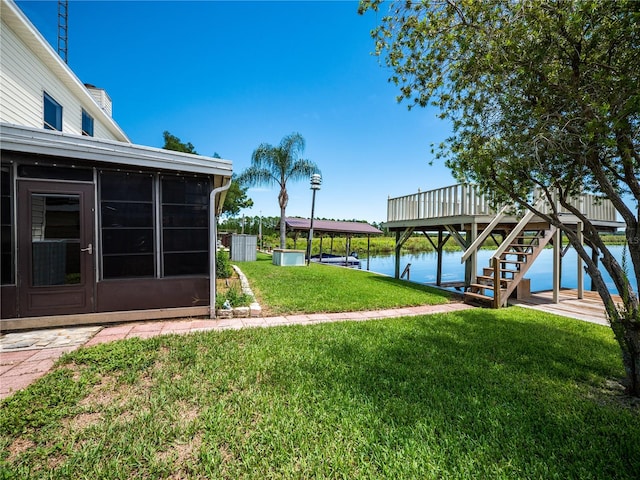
0,302,473,400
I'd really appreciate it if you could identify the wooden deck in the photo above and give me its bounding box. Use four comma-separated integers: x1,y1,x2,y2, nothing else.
509,289,621,326
385,184,620,231
383,184,622,285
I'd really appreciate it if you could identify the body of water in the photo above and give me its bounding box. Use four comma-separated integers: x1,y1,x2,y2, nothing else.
362,245,637,295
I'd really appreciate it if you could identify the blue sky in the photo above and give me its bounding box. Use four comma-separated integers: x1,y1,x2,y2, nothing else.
17,0,457,223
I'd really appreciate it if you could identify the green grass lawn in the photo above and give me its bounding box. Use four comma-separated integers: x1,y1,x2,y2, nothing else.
2,308,639,479
234,253,451,315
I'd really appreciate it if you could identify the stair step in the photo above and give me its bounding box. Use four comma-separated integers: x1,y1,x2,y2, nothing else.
505,244,538,255
470,283,494,292
464,291,493,305
498,259,527,265
477,275,512,285
503,252,533,258
476,275,494,283
483,268,519,276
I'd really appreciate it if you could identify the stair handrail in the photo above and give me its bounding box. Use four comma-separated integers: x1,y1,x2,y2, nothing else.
490,197,544,261
401,263,411,280
460,203,510,264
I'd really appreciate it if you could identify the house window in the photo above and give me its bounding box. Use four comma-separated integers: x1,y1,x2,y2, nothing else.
43,92,62,131
161,176,209,276
1,167,14,285
99,171,155,279
81,109,94,136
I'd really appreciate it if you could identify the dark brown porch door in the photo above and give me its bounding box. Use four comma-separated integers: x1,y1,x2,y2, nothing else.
18,181,95,317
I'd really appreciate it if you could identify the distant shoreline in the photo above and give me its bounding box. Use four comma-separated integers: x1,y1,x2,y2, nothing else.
289,233,629,256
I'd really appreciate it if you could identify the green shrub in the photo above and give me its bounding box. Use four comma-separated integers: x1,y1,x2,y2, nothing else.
215,284,252,309
216,250,233,278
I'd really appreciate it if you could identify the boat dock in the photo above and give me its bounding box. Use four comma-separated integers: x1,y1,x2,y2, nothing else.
509,289,619,326
384,184,622,308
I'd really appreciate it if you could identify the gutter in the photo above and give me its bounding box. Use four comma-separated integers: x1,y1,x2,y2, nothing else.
209,177,233,318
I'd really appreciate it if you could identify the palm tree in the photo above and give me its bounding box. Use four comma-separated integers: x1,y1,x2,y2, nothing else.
238,133,320,249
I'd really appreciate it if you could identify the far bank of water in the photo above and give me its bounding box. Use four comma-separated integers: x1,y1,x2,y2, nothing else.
362,245,637,295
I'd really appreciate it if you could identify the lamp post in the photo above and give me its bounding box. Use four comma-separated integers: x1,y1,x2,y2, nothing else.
306,173,321,265
259,211,262,251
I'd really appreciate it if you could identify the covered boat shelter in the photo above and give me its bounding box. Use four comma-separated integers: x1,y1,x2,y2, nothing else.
283,217,383,269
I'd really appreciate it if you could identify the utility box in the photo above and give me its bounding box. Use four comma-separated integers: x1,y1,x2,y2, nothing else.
272,249,306,266
230,234,257,262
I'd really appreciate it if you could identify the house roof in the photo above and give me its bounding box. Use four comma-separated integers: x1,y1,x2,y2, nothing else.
1,123,233,177
2,0,129,142
284,217,383,236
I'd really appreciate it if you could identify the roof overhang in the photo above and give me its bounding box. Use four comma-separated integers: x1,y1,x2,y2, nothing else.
1,123,233,177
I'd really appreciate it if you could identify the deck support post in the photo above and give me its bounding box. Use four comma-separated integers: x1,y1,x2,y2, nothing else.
577,222,584,299
367,234,371,271
395,230,401,279
345,236,351,267
424,230,450,286
437,230,443,286
553,227,561,303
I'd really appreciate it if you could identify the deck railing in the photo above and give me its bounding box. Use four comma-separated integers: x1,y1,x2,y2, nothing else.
387,184,497,222
387,184,618,223
536,190,618,221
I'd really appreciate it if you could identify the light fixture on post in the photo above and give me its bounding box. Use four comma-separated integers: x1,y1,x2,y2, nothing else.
306,173,322,265
259,210,263,251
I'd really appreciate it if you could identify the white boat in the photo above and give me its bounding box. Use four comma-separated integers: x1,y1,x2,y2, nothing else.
310,253,361,268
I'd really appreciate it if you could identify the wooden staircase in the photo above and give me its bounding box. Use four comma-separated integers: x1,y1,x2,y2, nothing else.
464,226,557,308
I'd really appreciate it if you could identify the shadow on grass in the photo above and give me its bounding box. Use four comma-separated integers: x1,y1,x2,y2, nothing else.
3,306,638,478
281,309,638,478
366,273,456,298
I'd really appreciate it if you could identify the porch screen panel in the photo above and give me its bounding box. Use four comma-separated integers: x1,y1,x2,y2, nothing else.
161,176,209,276
100,171,154,279
1,167,13,284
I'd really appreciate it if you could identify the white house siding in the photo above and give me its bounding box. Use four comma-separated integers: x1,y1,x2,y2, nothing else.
0,12,121,141
92,121,113,140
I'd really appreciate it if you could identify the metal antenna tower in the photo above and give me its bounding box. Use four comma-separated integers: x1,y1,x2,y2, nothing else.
57,0,68,63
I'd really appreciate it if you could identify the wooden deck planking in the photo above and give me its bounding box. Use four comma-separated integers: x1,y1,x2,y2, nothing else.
509,289,622,326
